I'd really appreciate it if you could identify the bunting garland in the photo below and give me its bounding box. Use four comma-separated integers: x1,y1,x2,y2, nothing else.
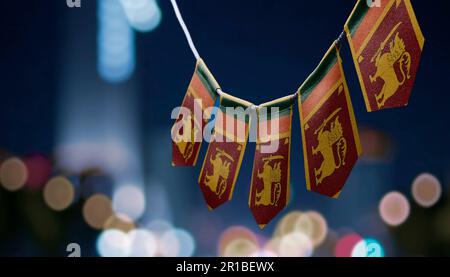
169,0,425,227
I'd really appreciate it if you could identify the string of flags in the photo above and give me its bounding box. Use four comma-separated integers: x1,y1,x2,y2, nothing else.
170,0,424,228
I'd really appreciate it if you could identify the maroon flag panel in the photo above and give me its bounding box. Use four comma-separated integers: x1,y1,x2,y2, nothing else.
298,44,362,198
249,96,294,228
172,59,220,166
198,93,251,209
345,0,425,111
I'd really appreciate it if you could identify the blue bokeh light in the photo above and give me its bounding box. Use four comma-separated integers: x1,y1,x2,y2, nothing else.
97,0,135,83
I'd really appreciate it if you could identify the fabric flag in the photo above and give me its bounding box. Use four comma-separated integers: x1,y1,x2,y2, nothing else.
198,93,252,209
172,59,220,166
249,96,294,228
344,0,424,112
298,43,362,198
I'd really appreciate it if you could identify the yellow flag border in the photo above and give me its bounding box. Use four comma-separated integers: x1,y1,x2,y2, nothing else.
248,107,293,229
344,0,425,112
298,44,362,197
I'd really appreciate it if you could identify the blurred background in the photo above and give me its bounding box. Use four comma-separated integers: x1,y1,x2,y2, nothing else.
0,0,449,257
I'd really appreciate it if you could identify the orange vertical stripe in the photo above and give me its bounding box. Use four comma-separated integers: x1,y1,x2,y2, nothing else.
352,0,391,52
302,63,341,119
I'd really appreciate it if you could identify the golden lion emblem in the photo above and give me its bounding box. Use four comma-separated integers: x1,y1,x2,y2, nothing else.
255,155,283,207
205,148,234,198
369,22,411,108
173,112,199,161
312,108,347,185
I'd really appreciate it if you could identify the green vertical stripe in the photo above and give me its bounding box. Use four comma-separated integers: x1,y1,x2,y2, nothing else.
219,95,252,123
346,0,370,36
259,97,294,121
260,97,295,110
258,107,291,122
220,95,252,110
196,61,220,100
299,47,338,103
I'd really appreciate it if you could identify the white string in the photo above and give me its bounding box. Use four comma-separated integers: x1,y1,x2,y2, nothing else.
171,0,299,108
170,0,200,60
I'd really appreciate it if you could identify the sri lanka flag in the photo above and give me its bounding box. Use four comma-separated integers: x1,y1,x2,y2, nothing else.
298,43,361,198
345,0,424,111
249,96,294,228
171,59,220,166
198,93,251,209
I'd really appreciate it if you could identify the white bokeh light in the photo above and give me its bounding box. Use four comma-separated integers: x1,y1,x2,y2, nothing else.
352,238,384,257
351,240,368,257
120,0,162,32
159,228,180,257
279,232,313,257
113,185,146,221
251,250,278,257
159,228,196,257
97,229,131,257
128,229,158,257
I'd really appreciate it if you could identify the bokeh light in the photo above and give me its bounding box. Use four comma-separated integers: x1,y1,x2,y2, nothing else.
412,173,442,208
0,157,28,191
43,176,75,211
379,191,410,226
23,153,52,189
292,213,314,238
303,211,328,247
160,229,196,257
273,210,328,250
97,229,131,257
175,229,196,257
222,238,259,257
0,0,447,259
158,228,180,257
359,127,393,161
334,233,363,257
82,194,113,229
218,226,258,257
351,238,385,257
98,0,135,83
104,213,135,232
279,232,313,257
147,219,173,236
251,250,278,257
273,210,303,237
56,143,128,176
128,229,158,257
112,185,146,221
120,0,162,32
263,237,282,256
